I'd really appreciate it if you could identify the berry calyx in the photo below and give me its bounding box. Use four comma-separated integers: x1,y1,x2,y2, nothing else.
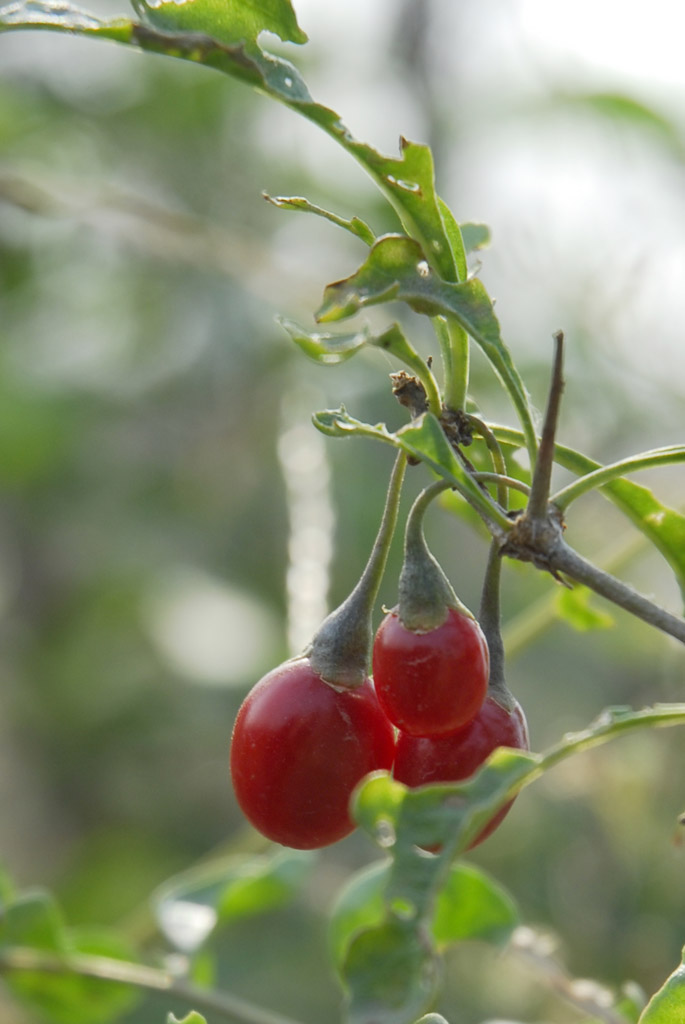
393,692,529,848
230,656,395,849
372,480,489,736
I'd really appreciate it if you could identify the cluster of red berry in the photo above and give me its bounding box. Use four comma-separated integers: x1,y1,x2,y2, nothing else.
230,468,528,851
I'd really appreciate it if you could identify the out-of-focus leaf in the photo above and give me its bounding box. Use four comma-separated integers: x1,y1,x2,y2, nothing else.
550,91,685,160
555,585,614,632
492,426,685,604
264,194,375,245
168,1014,209,1024
460,222,491,253
130,0,307,48
431,862,518,949
153,849,315,953
638,946,685,1024
316,236,536,459
329,859,518,972
342,916,440,1024
0,0,132,37
0,893,139,1024
0,889,67,952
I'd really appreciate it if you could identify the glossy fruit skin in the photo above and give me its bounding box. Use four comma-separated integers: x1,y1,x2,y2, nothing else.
372,607,489,737
393,695,529,847
230,656,396,850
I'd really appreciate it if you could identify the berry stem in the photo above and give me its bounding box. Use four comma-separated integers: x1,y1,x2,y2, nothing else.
307,451,407,687
398,479,471,632
478,539,520,712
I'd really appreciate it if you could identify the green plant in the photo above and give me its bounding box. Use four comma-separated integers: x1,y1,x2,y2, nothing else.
2,2,685,1024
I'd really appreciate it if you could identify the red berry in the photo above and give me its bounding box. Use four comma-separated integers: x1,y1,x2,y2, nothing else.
230,656,396,849
372,607,489,737
393,694,529,847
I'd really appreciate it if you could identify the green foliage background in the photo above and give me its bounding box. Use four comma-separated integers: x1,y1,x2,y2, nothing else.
1,2,685,1021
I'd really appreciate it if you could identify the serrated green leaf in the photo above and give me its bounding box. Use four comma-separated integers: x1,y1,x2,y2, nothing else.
153,849,315,953
312,407,396,443
168,1013,209,1024
555,584,615,632
264,194,375,245
130,0,307,48
316,235,536,460
279,319,369,364
638,947,685,1024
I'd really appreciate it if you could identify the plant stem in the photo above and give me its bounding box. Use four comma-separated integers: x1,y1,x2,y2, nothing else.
551,445,685,510
443,318,469,411
526,331,564,522
472,472,531,499
478,540,507,694
307,451,407,686
0,946,304,1024
467,414,509,508
549,539,685,645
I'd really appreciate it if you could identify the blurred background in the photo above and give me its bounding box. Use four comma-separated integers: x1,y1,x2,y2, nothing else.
1,1,685,1021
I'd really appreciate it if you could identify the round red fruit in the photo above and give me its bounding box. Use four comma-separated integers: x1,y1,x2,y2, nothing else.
230,656,396,850
372,607,489,737
393,694,529,847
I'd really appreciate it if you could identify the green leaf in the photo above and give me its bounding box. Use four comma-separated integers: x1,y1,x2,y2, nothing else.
316,235,536,461
329,859,518,973
312,408,509,529
264,194,375,245
279,319,369,365
312,407,396,444
555,584,615,632
153,849,315,952
130,0,307,48
436,198,467,282
1,894,139,1024
460,222,491,254
342,705,685,1024
168,1014,209,1024
342,916,440,1024
549,91,685,161
0,0,132,38
431,862,519,949
638,947,685,1024
492,426,685,604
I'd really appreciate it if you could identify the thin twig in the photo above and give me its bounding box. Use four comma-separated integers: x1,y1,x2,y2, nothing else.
0,946,305,1024
548,539,685,644
526,331,564,522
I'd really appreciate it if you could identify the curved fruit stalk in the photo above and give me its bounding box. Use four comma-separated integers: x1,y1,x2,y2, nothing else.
230,454,406,849
373,480,489,737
